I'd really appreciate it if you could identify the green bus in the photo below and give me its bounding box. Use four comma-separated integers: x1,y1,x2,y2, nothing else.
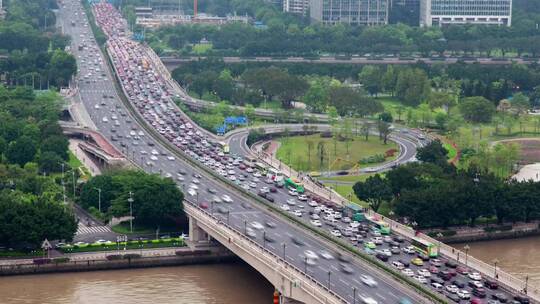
284,178,305,193
373,221,391,235
411,237,438,258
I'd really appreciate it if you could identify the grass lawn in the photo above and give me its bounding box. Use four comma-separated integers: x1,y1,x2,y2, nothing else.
60,238,185,254
111,222,181,235
276,134,397,172
320,173,379,183
192,43,213,54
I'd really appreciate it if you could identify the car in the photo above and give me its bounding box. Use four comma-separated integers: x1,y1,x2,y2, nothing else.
198,202,209,209
469,272,482,281
310,219,322,227
360,275,378,287
331,229,342,237
431,282,444,292
411,258,424,266
472,287,487,298
286,199,296,206
402,268,414,277
298,194,308,201
222,195,233,203
319,250,334,260
280,204,290,211
365,241,376,249
361,297,377,304
308,200,318,207
74,242,88,247
392,261,405,269
484,278,499,289
94,239,109,245
445,260,458,268
452,280,466,288
428,266,439,274
398,259,410,267
492,293,508,303
446,285,459,294
470,298,483,304
414,275,427,284
446,293,461,303
376,253,388,261
418,269,431,278
403,246,415,254
250,221,264,230
245,227,256,238
430,258,443,267
390,246,401,255
456,266,469,275
293,210,302,217
304,250,319,260
514,295,530,304
339,263,354,274
291,237,305,246
469,280,483,289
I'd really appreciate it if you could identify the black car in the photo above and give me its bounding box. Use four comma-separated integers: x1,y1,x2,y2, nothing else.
485,278,499,289
514,295,530,304
452,280,465,288
430,276,445,285
398,259,410,267
492,293,508,303
265,196,275,203
376,253,388,262
393,236,405,243
446,293,461,303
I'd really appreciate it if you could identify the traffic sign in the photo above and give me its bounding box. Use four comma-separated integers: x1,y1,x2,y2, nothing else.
41,239,52,250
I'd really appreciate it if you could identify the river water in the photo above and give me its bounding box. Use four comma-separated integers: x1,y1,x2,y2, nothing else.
2,238,539,303
0,263,273,304
454,236,540,287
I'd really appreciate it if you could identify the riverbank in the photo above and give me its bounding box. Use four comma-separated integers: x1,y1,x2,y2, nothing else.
425,221,540,244
0,247,236,276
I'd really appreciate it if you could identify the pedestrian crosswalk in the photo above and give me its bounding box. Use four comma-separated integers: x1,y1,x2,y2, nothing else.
76,223,112,235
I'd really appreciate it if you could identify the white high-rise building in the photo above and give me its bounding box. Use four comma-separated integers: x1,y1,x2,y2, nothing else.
420,0,512,27
283,0,310,15
310,0,389,25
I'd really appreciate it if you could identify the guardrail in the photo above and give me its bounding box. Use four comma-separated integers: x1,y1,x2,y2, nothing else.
185,202,346,304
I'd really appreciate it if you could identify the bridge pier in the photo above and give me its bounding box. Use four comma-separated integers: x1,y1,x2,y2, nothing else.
188,215,211,247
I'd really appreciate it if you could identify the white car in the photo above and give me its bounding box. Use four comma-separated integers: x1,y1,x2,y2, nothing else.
372,237,383,245
150,155,158,161
245,227,256,238
308,200,318,207
304,250,319,260
310,213,320,220
260,187,270,193
417,269,431,278
250,221,264,230
288,189,298,196
392,261,404,270
361,297,378,304
445,285,459,294
310,219,322,227
330,229,342,237
189,184,198,190
468,272,482,281
286,199,296,206
280,204,290,211
187,188,197,196
457,290,470,299
360,275,378,287
167,156,175,161
294,210,302,217
298,194,308,201
319,250,334,260
402,268,414,277
402,246,415,254
222,195,233,203
414,275,427,284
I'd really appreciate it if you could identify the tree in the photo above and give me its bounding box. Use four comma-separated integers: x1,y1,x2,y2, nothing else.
360,122,371,141
243,104,255,124
317,141,326,170
41,135,69,160
459,96,496,123
434,112,448,130
353,174,392,212
306,140,314,168
416,139,448,165
377,121,391,144
395,68,431,106
79,174,116,212
38,151,63,173
358,65,383,96
378,112,393,123
6,136,37,166
510,92,530,114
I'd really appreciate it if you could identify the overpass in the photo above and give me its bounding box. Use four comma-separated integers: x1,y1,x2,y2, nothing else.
160,55,535,70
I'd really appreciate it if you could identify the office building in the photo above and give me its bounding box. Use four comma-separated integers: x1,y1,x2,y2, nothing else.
389,0,420,25
283,0,310,15
310,0,389,25
420,0,512,27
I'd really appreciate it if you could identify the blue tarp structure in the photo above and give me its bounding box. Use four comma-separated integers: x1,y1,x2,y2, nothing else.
215,116,247,135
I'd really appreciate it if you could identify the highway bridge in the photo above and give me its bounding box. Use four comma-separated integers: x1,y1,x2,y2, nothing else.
58,1,539,303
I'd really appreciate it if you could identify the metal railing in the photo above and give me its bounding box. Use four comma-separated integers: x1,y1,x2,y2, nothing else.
184,202,347,304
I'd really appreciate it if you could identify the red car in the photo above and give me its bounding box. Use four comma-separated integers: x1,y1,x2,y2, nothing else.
199,202,209,209
456,266,469,275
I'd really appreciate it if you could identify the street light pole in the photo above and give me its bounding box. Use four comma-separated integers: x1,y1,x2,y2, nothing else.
226,210,230,225
263,231,266,248
493,259,499,279
128,191,134,233
464,244,470,267
353,287,357,304
327,271,331,289
244,220,247,234
282,243,286,260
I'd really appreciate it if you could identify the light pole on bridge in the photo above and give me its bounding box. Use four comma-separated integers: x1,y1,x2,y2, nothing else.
128,191,134,233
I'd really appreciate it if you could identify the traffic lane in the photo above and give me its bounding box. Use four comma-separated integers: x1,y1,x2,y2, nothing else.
66,4,419,301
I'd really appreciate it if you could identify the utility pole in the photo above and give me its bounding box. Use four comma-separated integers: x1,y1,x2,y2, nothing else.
128,191,134,233
93,187,102,212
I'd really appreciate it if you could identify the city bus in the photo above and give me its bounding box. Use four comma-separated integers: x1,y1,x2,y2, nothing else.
267,168,284,183
411,237,439,258
372,221,391,235
284,178,305,193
